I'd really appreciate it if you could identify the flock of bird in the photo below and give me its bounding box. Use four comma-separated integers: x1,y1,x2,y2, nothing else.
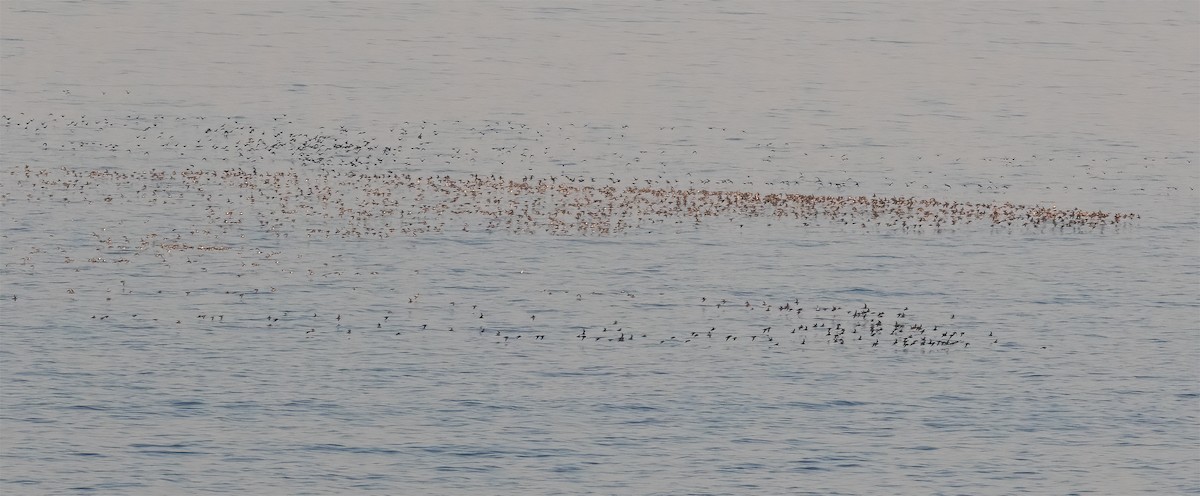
8,165,1133,240
165,293,986,351
3,112,1136,241
1,112,1135,353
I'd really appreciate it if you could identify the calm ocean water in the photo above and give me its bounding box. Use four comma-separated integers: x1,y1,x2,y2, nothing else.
2,1,1198,494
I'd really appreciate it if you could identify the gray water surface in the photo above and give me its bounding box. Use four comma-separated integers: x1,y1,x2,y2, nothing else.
2,1,1198,494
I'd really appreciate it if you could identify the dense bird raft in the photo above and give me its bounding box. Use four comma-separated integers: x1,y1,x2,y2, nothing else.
3,113,1140,239
9,165,1137,238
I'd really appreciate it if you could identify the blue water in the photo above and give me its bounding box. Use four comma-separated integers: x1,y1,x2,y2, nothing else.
2,1,1198,494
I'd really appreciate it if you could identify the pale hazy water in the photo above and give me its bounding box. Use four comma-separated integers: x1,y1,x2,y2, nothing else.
2,1,1198,494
